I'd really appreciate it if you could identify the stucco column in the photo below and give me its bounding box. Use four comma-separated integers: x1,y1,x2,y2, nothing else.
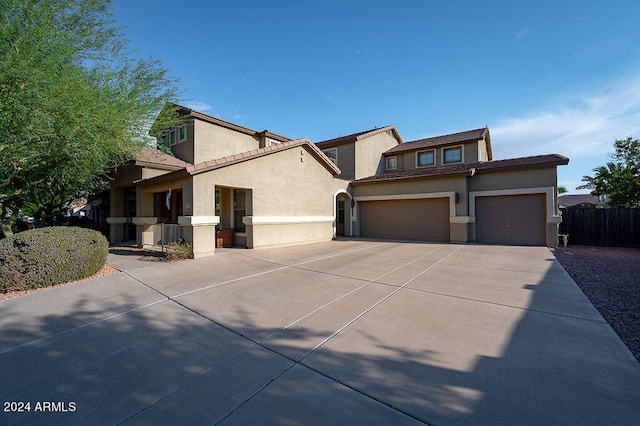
178,216,220,258
106,217,130,242
132,217,157,247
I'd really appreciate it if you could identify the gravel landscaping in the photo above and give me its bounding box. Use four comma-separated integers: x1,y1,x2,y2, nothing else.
553,246,640,363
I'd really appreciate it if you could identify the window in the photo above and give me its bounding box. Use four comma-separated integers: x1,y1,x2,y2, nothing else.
416,150,435,167
386,156,397,170
233,189,246,233
178,125,187,143
168,129,177,146
443,146,462,164
324,148,337,165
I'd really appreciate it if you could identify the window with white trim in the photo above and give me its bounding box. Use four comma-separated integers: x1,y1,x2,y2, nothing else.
168,129,177,146
386,156,397,170
416,150,435,167
323,148,338,165
443,146,463,164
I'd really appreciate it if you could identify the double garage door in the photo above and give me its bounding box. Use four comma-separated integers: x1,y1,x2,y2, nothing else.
359,194,546,246
359,198,450,242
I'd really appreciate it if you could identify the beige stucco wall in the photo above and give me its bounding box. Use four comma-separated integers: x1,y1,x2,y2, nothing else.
188,145,348,251
335,143,356,180
192,119,259,164
396,141,481,171
355,131,399,179
167,120,195,163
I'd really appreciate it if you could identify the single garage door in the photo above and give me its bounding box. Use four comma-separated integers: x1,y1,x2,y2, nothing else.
475,194,546,245
359,198,449,242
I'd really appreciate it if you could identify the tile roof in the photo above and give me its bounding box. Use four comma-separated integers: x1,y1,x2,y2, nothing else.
186,138,340,176
351,154,569,184
558,194,601,207
134,147,191,170
385,127,489,154
315,125,402,150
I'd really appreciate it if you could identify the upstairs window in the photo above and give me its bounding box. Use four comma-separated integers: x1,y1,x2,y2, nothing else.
178,125,187,143
168,129,177,146
386,156,397,170
443,146,463,164
416,150,435,167
323,148,338,165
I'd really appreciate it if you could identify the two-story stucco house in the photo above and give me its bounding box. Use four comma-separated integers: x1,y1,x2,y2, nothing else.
318,127,568,246
107,104,568,257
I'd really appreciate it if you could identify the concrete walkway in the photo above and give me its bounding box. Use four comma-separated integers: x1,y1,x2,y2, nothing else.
1,240,639,425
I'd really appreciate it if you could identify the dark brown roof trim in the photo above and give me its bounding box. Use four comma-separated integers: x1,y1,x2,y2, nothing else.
178,105,291,142
351,154,569,184
315,125,402,150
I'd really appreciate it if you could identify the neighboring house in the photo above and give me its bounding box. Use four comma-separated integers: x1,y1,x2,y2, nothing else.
558,194,609,208
107,104,569,257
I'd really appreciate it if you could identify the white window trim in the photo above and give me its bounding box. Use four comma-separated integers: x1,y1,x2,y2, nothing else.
416,149,435,168
178,125,187,143
323,148,338,165
386,156,397,170
442,145,463,164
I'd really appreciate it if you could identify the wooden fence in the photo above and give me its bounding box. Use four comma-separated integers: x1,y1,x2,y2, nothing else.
559,207,640,247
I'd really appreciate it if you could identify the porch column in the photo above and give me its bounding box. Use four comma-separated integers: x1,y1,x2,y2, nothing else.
106,217,130,242
178,216,220,259
132,217,157,248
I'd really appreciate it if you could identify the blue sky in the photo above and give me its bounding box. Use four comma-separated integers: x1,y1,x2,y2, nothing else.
113,0,640,193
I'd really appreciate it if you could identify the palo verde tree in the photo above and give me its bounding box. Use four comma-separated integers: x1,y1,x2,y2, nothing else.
578,137,640,208
0,0,182,237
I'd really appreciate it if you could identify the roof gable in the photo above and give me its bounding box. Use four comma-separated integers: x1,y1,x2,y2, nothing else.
385,127,490,155
315,125,403,150
186,138,340,176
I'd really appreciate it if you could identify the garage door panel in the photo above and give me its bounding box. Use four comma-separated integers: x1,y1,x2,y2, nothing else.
476,194,545,246
360,198,449,242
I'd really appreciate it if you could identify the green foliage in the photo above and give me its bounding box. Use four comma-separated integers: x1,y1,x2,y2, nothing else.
0,0,182,233
579,137,640,208
0,226,108,293
164,240,193,261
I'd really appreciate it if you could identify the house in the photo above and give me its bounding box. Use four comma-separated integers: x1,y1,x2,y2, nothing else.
107,104,568,257
108,105,345,258
558,194,609,208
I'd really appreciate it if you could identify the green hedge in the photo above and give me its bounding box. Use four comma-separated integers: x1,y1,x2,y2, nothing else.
0,227,108,293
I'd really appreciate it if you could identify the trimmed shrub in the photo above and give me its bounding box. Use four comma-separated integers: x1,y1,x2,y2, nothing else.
0,227,108,293
165,240,193,261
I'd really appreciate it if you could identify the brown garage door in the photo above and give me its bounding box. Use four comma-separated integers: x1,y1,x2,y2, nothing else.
359,198,449,242
476,194,546,246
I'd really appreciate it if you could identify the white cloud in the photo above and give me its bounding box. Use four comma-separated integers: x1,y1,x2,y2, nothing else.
516,27,533,39
491,74,640,160
184,101,213,112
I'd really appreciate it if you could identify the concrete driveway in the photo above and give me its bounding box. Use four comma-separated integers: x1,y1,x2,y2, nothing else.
1,240,639,425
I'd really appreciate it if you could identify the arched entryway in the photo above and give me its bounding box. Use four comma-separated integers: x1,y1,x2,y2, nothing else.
335,191,353,237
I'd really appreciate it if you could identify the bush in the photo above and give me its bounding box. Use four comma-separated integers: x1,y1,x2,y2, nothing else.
0,227,108,293
165,239,193,261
